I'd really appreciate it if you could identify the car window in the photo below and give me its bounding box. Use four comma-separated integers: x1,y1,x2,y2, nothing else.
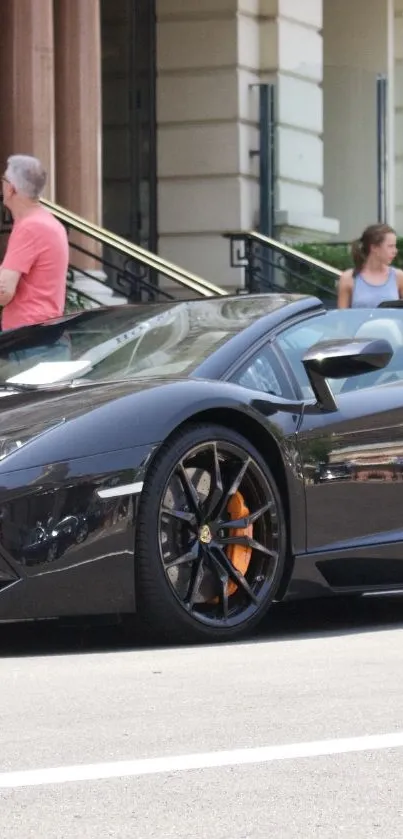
231,344,294,398
275,308,403,399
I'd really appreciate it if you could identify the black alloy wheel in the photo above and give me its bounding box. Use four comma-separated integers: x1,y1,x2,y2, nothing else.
135,423,286,643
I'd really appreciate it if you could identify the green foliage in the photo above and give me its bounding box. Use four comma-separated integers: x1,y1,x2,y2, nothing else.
296,242,350,272
302,436,332,465
281,238,403,300
65,286,97,313
296,239,403,272
281,253,338,300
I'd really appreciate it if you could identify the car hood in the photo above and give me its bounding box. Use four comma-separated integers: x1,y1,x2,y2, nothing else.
0,376,190,436
0,375,251,471
0,373,302,473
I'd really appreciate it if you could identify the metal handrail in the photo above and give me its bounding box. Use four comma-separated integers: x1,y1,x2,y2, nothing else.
41,198,227,298
225,230,342,279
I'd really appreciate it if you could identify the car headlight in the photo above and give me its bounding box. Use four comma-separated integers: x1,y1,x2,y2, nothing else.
0,438,25,460
0,420,65,462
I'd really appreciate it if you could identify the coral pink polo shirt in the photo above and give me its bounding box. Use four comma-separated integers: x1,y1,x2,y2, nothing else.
1,208,69,330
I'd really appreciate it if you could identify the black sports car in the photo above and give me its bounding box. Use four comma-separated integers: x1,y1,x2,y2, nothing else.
0,293,401,643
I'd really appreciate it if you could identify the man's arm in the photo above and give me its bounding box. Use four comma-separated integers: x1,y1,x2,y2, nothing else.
0,267,21,305
0,223,36,306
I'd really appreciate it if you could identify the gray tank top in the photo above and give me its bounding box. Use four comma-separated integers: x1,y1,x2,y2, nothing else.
351,267,399,308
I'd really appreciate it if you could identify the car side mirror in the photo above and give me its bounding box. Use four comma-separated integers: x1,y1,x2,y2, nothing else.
302,337,393,411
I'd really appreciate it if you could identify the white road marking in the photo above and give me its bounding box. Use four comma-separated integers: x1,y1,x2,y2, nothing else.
1,731,403,789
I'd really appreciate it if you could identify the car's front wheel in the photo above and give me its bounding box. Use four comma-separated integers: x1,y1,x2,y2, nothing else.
135,423,286,644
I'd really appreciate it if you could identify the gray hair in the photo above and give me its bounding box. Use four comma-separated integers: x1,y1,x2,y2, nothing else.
5,155,47,199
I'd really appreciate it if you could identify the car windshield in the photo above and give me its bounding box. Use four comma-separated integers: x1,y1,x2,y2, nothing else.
0,296,291,387
277,306,403,397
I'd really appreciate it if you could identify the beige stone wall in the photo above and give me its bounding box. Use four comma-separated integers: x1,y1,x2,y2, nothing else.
323,0,389,241
267,0,337,238
156,0,243,288
395,0,403,234
156,0,338,290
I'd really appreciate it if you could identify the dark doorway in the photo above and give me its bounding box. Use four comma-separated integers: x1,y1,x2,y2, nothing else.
101,0,157,253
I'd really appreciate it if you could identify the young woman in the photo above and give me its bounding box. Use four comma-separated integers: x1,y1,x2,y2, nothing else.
338,223,403,308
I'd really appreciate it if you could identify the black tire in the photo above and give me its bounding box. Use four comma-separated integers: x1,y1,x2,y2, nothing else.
135,423,287,644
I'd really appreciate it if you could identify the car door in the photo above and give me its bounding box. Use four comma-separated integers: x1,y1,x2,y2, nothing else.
275,308,403,589
228,339,308,554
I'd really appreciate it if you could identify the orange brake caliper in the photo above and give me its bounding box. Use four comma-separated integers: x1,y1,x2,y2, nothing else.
225,491,253,595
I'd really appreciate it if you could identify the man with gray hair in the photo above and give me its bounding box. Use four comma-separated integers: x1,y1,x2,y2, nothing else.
0,155,68,330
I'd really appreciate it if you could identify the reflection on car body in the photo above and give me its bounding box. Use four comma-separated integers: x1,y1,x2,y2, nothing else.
23,513,93,565
314,463,351,484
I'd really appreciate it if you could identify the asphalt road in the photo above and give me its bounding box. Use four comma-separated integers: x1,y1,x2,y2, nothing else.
1,596,403,838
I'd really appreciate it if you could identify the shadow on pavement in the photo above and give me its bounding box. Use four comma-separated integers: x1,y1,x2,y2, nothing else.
256,593,403,642
0,594,402,658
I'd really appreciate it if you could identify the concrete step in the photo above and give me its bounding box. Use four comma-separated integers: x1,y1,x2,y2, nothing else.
72,273,128,307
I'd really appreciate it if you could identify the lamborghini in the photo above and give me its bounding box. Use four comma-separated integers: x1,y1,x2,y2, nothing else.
0,293,400,642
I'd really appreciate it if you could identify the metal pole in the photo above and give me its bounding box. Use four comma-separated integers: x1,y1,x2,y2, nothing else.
258,84,276,238
257,84,276,289
268,84,275,239
376,76,382,222
259,84,270,236
376,74,388,223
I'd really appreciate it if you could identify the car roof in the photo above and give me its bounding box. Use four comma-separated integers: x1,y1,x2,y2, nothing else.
0,293,324,353
192,293,325,379
131,292,320,324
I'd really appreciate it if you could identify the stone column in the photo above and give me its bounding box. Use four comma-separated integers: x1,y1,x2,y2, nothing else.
262,0,338,242
54,0,103,282
0,1,13,262
323,0,389,240
156,0,242,289
54,0,102,224
0,1,14,170
0,0,55,198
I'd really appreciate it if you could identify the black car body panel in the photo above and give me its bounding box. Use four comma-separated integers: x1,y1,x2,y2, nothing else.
0,384,305,620
0,378,301,467
0,293,402,632
0,448,143,620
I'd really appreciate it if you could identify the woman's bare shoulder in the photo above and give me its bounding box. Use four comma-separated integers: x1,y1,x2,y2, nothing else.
339,268,354,286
